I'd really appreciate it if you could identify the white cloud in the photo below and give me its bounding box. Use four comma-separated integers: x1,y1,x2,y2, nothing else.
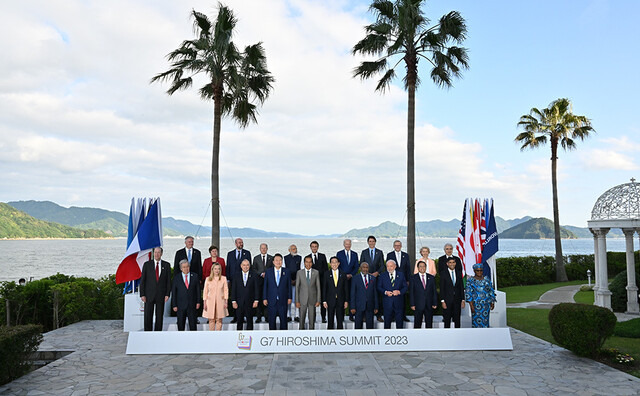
581,149,638,171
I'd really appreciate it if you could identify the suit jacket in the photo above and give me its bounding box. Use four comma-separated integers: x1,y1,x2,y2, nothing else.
377,271,407,297
386,250,411,280
284,254,302,271
173,248,202,282
252,253,273,274
336,249,359,276
440,266,464,306
295,268,321,306
323,269,349,305
350,273,378,312
410,273,438,310
171,272,201,311
231,270,260,306
140,259,171,302
437,254,463,274
226,248,252,281
305,252,328,279
360,248,385,274
263,267,292,303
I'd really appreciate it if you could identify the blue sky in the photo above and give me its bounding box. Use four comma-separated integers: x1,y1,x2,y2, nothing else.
0,0,637,235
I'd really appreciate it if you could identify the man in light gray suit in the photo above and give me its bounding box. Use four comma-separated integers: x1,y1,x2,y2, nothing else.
295,256,321,330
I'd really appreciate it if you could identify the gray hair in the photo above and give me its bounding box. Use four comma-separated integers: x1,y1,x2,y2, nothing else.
179,259,189,267
393,240,402,245
444,243,453,249
185,236,194,241
386,259,397,266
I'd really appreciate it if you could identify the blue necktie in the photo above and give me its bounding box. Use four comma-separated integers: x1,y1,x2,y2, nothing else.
187,249,192,264
276,269,280,286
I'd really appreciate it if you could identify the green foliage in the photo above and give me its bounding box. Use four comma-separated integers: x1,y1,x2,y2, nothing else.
614,318,640,338
501,217,576,239
0,202,110,239
610,270,640,313
502,280,585,303
0,274,124,331
549,303,617,357
0,324,43,385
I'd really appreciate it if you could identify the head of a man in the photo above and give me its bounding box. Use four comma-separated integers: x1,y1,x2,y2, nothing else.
446,257,457,271
153,247,163,261
417,260,427,274
393,240,402,252
360,262,369,275
330,256,340,271
180,259,190,274
273,254,283,269
444,243,453,256
310,241,319,253
288,244,298,255
260,243,268,254
184,236,194,249
241,259,250,273
367,235,376,249
343,239,352,251
304,256,313,270
386,260,397,273
235,238,244,250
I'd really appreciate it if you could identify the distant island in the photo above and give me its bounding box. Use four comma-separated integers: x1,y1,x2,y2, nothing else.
3,200,620,240
0,203,110,239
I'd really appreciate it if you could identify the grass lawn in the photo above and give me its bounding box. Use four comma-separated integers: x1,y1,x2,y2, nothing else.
573,290,595,304
507,308,640,378
502,280,586,303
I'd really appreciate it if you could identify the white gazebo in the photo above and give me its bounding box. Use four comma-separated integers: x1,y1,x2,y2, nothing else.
587,178,640,313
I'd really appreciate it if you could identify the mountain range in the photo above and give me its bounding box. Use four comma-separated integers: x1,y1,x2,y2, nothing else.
5,200,617,239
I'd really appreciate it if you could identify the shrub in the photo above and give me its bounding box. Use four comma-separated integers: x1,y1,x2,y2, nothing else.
0,324,43,385
548,303,616,358
609,270,640,313
613,318,640,338
496,256,555,287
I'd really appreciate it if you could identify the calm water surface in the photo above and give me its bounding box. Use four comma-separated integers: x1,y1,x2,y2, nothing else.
0,237,630,282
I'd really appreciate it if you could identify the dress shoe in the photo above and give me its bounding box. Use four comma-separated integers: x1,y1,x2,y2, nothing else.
322,318,327,323
377,316,384,322
255,318,262,323
287,317,292,322
403,316,411,322
230,318,237,324
196,319,201,324
349,315,355,322
294,317,300,322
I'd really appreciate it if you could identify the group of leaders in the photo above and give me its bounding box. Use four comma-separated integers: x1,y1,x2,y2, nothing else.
139,236,496,332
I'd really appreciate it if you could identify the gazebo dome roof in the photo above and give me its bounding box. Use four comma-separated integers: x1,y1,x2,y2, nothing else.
591,178,640,220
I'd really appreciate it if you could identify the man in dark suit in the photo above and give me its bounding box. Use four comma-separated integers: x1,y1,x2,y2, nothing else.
410,261,438,328
361,235,384,322
350,262,378,329
284,244,302,322
295,256,321,330
440,257,466,328
386,239,412,322
336,239,358,321
306,240,328,323
173,236,203,319
377,260,407,329
227,238,251,323
231,259,259,330
437,243,463,274
323,256,349,329
262,254,292,330
140,247,171,331
252,243,273,323
171,259,201,331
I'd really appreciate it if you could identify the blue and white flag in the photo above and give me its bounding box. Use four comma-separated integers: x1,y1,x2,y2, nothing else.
482,199,498,262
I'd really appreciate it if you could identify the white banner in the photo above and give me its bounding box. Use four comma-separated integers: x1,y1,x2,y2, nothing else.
126,328,512,354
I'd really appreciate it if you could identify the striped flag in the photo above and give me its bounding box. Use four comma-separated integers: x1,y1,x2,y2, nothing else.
456,199,467,266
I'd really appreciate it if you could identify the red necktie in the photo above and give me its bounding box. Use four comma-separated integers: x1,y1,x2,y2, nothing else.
364,275,369,289
185,274,189,289
421,274,426,289
155,262,159,281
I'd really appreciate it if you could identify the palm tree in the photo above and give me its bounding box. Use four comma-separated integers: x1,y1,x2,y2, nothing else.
151,5,274,247
516,98,594,282
352,0,468,266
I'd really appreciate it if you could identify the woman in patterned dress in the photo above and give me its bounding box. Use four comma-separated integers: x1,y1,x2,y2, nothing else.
465,263,496,328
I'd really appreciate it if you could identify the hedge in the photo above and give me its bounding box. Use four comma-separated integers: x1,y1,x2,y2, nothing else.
609,270,640,313
548,303,617,358
0,324,43,385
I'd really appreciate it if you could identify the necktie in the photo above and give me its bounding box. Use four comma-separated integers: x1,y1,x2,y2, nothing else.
307,270,311,284
451,270,456,285
391,273,395,287
236,250,240,261
313,254,317,265
184,273,189,289
421,274,426,289
364,274,369,289
187,249,192,264
370,249,374,260
276,270,280,286
333,271,338,287
155,262,159,281
263,255,266,267
243,272,247,286
346,251,350,265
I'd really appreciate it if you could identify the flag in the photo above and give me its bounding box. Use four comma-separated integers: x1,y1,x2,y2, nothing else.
482,199,499,261
462,199,476,277
456,199,467,265
480,199,487,248
116,199,163,284
472,199,483,266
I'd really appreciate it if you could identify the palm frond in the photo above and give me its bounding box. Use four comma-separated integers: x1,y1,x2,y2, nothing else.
191,9,212,38
353,59,388,80
375,68,397,92
369,0,395,21
438,11,467,43
167,76,193,95
353,33,389,56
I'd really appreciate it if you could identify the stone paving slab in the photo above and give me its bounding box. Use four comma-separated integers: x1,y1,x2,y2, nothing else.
0,320,638,395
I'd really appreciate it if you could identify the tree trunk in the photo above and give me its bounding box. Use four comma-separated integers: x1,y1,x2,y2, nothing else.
550,138,567,281
407,83,416,267
211,91,222,248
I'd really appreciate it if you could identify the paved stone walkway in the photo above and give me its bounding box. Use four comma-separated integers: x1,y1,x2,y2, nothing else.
1,320,638,395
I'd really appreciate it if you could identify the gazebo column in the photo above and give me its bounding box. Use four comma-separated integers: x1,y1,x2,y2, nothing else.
594,228,611,309
623,228,639,314
590,228,599,293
